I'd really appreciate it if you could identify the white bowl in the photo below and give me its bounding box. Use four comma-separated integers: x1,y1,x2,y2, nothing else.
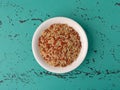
32,17,88,73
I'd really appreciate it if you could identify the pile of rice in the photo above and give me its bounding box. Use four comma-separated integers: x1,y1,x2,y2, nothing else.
38,24,81,67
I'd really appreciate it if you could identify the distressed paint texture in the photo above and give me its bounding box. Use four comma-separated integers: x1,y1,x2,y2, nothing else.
0,0,120,90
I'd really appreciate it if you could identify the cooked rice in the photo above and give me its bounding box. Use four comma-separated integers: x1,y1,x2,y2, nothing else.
38,24,81,67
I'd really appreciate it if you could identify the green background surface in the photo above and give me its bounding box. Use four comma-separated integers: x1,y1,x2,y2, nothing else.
0,0,120,90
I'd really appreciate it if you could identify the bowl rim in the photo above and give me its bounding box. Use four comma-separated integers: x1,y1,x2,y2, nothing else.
32,17,88,73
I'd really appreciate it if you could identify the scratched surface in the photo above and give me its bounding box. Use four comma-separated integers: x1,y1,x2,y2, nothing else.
0,0,120,90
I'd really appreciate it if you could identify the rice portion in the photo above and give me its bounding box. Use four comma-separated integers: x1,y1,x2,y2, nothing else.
38,24,81,67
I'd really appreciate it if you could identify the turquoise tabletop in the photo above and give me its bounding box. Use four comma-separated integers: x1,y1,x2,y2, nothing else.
0,0,120,90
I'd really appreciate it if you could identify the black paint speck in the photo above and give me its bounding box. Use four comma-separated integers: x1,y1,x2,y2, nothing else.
92,58,95,62
111,25,120,32
0,20,2,26
33,23,36,26
19,19,29,23
93,50,97,53
73,13,77,16
15,14,18,16
106,70,120,75
14,34,20,37
84,14,87,16
106,69,110,74
110,48,120,63
12,23,14,26
8,34,19,39
25,33,28,37
8,35,12,37
81,15,83,17
117,45,120,47
0,80,3,83
34,71,39,77
80,8,87,11
115,2,120,6
87,18,90,20
46,14,51,17
7,16,13,25
96,1,99,5
39,72,43,75
85,59,90,64
31,18,43,22
96,71,101,75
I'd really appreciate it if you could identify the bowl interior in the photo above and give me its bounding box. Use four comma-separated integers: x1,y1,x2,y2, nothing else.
32,17,88,73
